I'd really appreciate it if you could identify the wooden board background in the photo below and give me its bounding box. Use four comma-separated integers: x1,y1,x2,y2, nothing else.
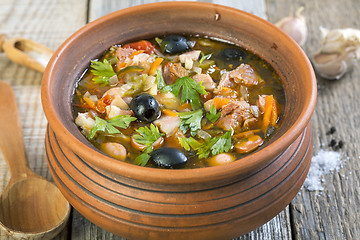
0,0,359,239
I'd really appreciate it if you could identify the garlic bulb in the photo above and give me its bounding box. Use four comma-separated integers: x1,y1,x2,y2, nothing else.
313,27,360,80
275,7,307,46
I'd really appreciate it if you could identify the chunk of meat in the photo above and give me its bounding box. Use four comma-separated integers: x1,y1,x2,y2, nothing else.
257,95,266,113
215,64,262,94
163,62,188,84
105,105,133,119
192,73,216,91
216,99,252,131
154,114,181,137
215,72,233,93
115,47,136,64
229,63,261,86
179,50,201,69
75,112,95,131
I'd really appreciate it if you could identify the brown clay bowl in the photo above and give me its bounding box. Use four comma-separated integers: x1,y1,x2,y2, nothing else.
41,2,317,240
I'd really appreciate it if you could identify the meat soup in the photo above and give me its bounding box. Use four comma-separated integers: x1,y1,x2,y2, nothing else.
72,36,285,169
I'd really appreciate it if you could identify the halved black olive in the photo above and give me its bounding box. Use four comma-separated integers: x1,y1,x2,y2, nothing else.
162,35,190,54
150,148,188,169
129,93,160,122
214,47,248,69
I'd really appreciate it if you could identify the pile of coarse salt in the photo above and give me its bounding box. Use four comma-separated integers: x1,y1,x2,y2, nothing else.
303,149,342,191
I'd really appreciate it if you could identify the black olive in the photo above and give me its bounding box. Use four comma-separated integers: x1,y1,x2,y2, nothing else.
150,148,188,169
214,48,248,69
163,35,189,54
129,93,160,122
220,48,247,60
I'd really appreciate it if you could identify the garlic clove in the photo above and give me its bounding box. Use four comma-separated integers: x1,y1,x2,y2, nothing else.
313,28,360,80
275,7,307,46
319,27,360,54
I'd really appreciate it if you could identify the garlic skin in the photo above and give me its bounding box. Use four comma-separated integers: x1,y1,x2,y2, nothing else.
275,7,307,46
313,28,360,80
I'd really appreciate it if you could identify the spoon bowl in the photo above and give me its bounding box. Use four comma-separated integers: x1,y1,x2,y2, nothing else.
0,82,70,239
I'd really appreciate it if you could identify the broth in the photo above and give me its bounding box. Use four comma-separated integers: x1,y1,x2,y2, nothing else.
72,35,285,169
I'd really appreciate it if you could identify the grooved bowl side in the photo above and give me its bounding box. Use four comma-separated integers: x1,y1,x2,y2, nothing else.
45,124,312,240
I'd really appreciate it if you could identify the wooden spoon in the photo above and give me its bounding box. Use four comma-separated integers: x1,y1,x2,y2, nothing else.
0,34,53,73
0,82,70,239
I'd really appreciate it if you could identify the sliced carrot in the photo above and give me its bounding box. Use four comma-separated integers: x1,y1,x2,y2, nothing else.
162,109,178,117
270,99,278,126
261,95,274,132
83,97,96,109
148,57,163,76
128,49,144,59
177,103,192,111
213,97,231,109
115,61,127,72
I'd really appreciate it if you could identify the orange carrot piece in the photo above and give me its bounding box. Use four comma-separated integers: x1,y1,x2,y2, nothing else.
177,103,192,111
162,109,178,117
148,57,163,75
213,97,231,109
83,97,96,109
261,95,274,132
128,50,144,59
270,99,278,126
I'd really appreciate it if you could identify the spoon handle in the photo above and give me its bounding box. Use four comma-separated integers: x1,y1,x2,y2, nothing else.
0,34,53,73
0,82,33,182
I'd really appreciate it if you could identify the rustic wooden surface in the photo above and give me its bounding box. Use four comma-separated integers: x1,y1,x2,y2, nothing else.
0,0,359,239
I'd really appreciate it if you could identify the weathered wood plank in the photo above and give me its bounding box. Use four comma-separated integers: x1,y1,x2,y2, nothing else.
0,0,88,239
88,0,267,22
266,0,360,239
70,1,292,239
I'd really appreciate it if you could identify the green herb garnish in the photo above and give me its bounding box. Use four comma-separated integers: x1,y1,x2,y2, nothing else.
206,105,220,123
167,76,207,110
90,59,117,86
89,115,136,140
178,109,203,136
133,124,165,166
179,130,232,159
199,52,212,64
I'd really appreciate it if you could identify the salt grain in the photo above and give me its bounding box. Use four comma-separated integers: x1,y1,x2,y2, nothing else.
303,149,342,191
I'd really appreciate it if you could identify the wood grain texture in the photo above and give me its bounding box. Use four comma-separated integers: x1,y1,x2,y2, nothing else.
266,0,360,239
0,0,88,239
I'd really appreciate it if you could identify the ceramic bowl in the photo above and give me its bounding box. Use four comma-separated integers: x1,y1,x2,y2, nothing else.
41,2,317,240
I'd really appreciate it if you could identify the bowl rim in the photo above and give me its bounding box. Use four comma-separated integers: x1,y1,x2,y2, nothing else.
41,1,317,184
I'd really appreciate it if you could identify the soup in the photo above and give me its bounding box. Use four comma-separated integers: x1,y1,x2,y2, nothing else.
72,35,285,169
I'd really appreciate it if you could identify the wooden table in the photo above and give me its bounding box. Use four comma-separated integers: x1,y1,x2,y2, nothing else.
0,0,359,239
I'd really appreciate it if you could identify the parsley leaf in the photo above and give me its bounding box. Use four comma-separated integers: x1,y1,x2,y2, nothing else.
179,130,232,159
178,137,201,151
89,115,136,140
178,109,203,136
134,153,151,167
167,76,207,110
108,115,137,129
206,105,220,123
133,124,165,166
133,124,164,147
90,59,116,86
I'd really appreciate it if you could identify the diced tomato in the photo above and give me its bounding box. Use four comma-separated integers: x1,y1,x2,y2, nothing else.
123,40,156,54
